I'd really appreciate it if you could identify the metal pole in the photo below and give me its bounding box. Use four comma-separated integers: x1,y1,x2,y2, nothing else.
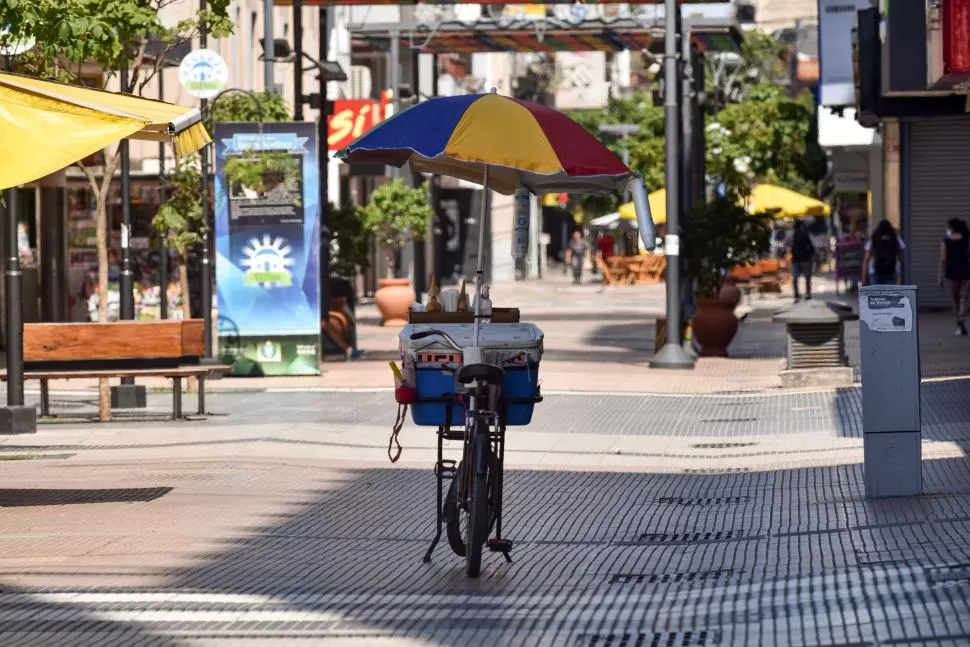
410,48,426,298
680,31,693,216
119,65,136,390
319,6,331,321
692,47,706,207
264,0,275,92
159,69,168,321
199,0,213,413
5,187,23,406
387,31,400,181
119,65,134,323
293,0,303,121
650,0,694,369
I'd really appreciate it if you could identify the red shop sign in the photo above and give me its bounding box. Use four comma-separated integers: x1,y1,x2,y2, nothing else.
328,99,387,151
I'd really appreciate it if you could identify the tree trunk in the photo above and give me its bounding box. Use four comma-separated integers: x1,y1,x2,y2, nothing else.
179,261,191,321
179,261,196,392
95,186,111,422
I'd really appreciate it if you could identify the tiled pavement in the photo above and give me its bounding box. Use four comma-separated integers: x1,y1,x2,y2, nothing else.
1,387,970,645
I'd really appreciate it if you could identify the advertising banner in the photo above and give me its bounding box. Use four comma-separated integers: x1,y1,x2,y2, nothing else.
819,0,872,106
214,122,321,376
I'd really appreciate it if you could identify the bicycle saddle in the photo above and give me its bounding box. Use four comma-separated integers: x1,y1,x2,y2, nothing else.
455,362,505,385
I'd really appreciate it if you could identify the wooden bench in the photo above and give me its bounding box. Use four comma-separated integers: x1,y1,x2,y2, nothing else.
0,320,232,420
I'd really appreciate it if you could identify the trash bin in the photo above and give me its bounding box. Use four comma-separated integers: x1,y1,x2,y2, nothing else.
772,300,857,387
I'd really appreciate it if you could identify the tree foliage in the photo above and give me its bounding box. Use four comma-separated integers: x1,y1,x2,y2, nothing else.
566,29,825,219
707,83,825,197
210,91,292,126
359,179,434,278
328,202,371,281
680,192,772,298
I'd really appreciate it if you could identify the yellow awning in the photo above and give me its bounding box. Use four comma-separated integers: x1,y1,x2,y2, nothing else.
0,72,211,190
618,189,669,225
745,184,830,219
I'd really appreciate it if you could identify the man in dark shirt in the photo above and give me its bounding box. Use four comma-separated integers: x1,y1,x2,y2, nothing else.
789,219,815,301
565,230,588,285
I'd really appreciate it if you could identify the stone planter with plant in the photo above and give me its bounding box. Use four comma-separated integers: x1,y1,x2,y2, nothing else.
358,178,434,325
679,191,771,356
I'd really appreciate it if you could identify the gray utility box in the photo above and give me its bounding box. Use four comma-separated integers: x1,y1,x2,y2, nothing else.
773,300,857,389
859,285,921,498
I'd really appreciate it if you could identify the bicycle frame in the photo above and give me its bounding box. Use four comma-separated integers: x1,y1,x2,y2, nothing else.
423,380,509,565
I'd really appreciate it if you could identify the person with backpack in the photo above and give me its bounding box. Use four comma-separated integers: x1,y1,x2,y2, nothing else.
789,219,816,301
938,218,970,336
863,219,905,286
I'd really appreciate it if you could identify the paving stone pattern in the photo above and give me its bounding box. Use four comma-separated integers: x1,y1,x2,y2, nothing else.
1,454,970,646
18,381,970,443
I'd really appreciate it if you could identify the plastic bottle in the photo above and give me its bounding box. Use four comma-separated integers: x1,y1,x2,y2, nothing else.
475,284,492,322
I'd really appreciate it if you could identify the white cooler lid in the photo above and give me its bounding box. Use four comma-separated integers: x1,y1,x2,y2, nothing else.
400,322,544,350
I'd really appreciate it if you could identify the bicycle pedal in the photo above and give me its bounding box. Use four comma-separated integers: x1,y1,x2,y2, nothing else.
487,538,513,553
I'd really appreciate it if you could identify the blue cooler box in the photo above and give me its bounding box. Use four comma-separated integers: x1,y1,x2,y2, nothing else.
400,322,544,427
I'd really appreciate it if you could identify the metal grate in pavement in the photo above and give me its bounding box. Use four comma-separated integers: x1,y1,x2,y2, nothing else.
657,496,751,505
683,467,751,474
699,418,759,424
635,531,741,545
689,442,758,449
609,570,734,585
575,631,714,647
925,563,970,586
0,487,171,507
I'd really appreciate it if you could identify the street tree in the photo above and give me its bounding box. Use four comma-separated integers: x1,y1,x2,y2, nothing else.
0,0,232,419
568,30,824,218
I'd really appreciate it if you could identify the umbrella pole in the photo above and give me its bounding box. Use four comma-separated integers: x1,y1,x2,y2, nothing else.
472,164,489,350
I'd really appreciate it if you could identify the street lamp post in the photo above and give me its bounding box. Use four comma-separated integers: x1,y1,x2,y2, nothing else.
650,0,695,370
0,36,37,433
201,87,265,403
597,123,638,170
111,64,149,409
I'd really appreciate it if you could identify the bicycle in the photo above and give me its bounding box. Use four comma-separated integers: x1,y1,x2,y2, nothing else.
410,329,515,578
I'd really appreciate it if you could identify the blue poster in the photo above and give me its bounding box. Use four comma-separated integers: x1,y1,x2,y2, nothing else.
214,122,321,376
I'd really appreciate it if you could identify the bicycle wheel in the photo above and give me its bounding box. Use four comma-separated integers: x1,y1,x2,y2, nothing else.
444,455,500,558
443,473,466,557
465,429,490,578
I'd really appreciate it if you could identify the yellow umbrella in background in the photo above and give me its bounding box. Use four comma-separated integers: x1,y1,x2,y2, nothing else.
618,188,668,224
746,184,830,219
0,72,210,190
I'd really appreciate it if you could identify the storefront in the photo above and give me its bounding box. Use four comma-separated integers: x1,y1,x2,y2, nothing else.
900,117,970,308
66,173,186,321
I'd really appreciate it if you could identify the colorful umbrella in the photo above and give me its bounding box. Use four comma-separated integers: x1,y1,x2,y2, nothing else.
336,91,655,348
335,92,634,196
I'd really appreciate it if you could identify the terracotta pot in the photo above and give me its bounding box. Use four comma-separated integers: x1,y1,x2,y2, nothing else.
691,298,739,357
718,280,742,308
375,278,415,326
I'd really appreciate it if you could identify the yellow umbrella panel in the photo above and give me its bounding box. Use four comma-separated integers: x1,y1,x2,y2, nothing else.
0,72,211,190
617,185,829,223
618,188,667,225
746,184,830,219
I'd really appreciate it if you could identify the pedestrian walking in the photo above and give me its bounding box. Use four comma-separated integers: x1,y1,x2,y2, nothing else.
863,219,905,286
789,219,815,301
565,230,588,285
939,218,970,336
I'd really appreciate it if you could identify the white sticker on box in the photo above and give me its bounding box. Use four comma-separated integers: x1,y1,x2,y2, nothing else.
860,293,912,332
